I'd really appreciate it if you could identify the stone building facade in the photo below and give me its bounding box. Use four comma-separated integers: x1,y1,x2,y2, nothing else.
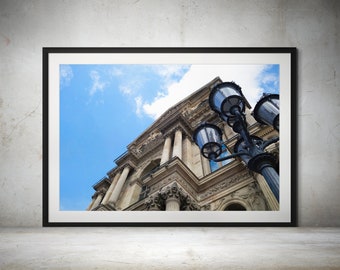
87,77,279,211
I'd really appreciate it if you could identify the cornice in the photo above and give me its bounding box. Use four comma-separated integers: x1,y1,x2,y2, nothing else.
199,160,248,189
92,177,111,191
113,77,223,168
126,77,221,149
161,115,193,138
114,151,138,169
142,157,200,198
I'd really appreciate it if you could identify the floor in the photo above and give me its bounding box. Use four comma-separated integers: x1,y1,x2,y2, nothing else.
0,227,340,269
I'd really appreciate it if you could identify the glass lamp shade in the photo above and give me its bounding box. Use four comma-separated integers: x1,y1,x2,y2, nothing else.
193,123,223,160
209,82,246,118
253,94,280,131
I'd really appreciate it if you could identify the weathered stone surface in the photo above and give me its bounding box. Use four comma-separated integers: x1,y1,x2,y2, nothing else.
1,228,340,269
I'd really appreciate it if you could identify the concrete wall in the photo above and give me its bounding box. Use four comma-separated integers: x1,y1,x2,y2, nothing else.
0,0,339,226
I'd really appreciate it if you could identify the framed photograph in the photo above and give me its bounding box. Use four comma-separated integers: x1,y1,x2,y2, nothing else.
43,47,296,226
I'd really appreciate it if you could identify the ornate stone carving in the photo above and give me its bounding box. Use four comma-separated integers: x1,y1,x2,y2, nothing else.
145,195,165,211
149,174,178,193
158,105,181,123
181,196,200,211
131,131,163,158
232,182,268,210
199,171,251,200
145,182,200,211
148,172,197,199
160,182,183,201
200,204,211,211
175,176,197,198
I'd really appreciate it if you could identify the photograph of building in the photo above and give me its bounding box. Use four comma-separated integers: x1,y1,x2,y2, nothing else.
87,77,279,211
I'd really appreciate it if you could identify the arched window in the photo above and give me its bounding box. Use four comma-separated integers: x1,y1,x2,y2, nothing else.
139,185,149,200
224,203,247,211
139,159,161,200
140,159,161,178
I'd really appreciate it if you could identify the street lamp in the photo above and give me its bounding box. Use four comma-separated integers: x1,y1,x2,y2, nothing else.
193,123,223,160
253,94,280,131
193,82,280,202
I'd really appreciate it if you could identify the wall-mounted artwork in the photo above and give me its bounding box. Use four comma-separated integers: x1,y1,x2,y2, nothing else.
43,47,296,226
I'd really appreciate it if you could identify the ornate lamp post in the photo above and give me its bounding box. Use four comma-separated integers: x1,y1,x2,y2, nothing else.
193,82,280,201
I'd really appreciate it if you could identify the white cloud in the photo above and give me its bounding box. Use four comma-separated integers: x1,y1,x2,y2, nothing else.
142,65,267,119
261,73,278,85
153,65,189,80
89,70,107,95
118,77,145,97
110,67,123,77
60,65,73,87
135,96,144,117
119,85,133,95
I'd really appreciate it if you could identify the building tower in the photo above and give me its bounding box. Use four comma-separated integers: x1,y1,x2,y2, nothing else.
87,77,279,211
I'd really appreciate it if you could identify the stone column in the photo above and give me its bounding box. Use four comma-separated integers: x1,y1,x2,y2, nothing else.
201,155,211,176
172,129,182,159
160,136,172,165
165,197,180,211
107,166,131,205
86,197,96,211
183,136,193,170
223,123,235,140
90,192,104,210
191,144,204,178
245,107,257,126
256,173,279,210
160,183,183,211
101,172,121,205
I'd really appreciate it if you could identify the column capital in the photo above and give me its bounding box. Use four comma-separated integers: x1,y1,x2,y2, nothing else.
120,161,135,172
159,182,183,201
162,121,192,139
107,167,119,179
92,190,105,199
170,125,186,136
145,195,165,211
159,183,200,211
181,196,201,211
145,183,200,211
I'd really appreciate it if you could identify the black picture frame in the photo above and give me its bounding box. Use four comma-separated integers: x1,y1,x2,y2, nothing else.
43,47,297,227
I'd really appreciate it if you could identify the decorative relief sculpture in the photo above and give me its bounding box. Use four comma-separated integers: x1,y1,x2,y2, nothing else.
199,171,251,200
181,196,200,211
200,204,211,211
130,131,163,158
145,195,164,210
149,175,179,193
148,173,197,199
231,182,268,210
145,182,200,211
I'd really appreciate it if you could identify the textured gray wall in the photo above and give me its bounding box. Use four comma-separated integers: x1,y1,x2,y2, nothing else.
0,0,339,226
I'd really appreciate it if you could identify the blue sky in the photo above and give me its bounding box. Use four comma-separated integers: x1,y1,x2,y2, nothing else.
59,64,279,210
